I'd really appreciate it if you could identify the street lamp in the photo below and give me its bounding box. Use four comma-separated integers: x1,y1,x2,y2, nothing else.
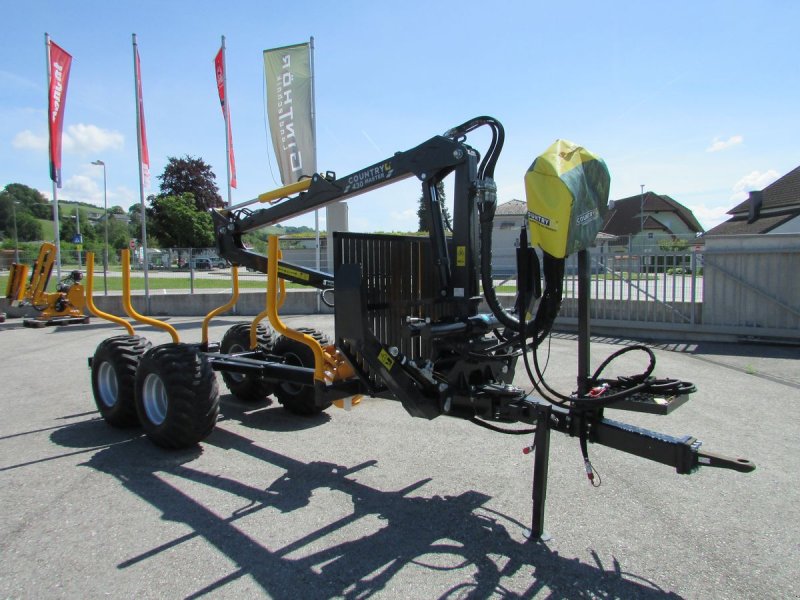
91,160,108,295
11,200,20,264
640,184,645,253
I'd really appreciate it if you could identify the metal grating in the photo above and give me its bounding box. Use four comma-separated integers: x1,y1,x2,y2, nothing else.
334,232,462,360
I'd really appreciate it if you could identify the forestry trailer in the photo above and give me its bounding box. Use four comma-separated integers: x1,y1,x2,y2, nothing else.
87,116,753,538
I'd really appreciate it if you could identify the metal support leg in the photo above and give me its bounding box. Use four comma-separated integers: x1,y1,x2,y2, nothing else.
530,404,552,541
577,249,591,396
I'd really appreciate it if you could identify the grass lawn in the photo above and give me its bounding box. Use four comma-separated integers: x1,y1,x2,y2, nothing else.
1,271,302,295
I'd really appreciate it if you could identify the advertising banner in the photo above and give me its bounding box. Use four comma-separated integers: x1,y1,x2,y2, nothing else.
215,46,237,189
134,44,150,189
264,43,316,185
47,41,72,188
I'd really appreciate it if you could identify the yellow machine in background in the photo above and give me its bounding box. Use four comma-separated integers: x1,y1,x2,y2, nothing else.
5,242,89,327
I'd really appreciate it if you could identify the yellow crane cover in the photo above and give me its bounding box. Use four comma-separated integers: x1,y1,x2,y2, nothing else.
524,140,610,258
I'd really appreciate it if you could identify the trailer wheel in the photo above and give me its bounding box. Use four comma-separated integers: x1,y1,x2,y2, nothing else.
134,343,220,449
220,322,274,403
91,335,152,427
272,329,331,415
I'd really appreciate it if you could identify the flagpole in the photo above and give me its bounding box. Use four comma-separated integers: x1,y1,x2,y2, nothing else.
310,37,320,278
132,33,150,312
44,32,62,280
221,35,233,208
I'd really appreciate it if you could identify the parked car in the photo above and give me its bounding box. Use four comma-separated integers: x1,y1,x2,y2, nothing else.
210,256,229,268
189,258,213,270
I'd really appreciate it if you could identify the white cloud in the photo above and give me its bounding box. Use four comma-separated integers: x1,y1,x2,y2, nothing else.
12,123,124,155
686,204,732,230
706,135,743,153
12,130,48,151
66,124,124,153
730,169,780,202
388,208,417,231
54,176,138,210
0,70,39,92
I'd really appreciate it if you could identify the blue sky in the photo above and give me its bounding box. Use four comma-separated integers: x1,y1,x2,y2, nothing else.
2,1,798,232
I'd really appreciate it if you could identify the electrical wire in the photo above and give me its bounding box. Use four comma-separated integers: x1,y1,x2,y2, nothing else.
469,417,535,435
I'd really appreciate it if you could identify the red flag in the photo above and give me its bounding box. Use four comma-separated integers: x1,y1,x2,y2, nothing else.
48,41,72,188
214,47,237,188
134,45,150,189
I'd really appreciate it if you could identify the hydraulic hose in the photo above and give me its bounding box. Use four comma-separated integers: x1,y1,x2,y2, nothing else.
479,207,563,344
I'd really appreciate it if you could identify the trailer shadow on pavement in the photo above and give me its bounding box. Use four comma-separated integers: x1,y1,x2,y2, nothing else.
48,416,681,599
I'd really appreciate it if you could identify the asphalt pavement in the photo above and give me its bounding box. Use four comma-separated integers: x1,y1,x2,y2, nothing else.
0,315,797,599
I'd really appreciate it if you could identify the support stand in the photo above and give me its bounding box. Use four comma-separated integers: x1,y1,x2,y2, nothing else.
529,403,552,541
527,249,592,540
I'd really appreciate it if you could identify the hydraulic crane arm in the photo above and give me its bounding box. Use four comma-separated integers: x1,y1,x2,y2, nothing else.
212,132,480,290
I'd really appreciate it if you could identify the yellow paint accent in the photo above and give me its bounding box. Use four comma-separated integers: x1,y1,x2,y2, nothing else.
201,266,240,345
378,348,395,371
251,249,286,348
257,179,313,204
266,236,326,382
456,245,466,267
6,263,29,304
333,395,363,410
85,252,134,335
29,243,56,307
120,249,179,343
277,264,310,281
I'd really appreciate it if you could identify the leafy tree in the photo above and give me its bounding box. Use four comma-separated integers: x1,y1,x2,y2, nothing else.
127,203,147,239
108,205,126,215
91,215,131,256
147,193,214,248
12,212,43,241
1,188,45,242
1,183,50,235
658,237,690,252
3,183,49,210
417,181,452,232
158,155,224,212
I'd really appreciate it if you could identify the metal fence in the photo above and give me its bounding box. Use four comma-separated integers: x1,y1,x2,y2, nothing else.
3,234,798,341
558,249,702,326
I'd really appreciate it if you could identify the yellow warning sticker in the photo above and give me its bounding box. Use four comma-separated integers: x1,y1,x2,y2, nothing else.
277,265,310,281
377,348,395,371
456,245,466,267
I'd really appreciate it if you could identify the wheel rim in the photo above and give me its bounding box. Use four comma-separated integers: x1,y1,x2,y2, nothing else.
142,372,168,425
227,342,246,383
97,361,118,408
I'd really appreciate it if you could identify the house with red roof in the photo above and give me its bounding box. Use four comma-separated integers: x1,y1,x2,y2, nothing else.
601,192,703,249
705,166,800,235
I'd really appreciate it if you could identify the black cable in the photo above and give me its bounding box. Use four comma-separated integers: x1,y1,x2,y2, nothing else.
469,417,536,435
591,344,656,382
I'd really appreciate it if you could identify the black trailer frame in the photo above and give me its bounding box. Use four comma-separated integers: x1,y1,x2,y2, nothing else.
109,116,754,539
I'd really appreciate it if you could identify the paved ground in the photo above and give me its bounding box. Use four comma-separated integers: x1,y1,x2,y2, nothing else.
0,315,797,599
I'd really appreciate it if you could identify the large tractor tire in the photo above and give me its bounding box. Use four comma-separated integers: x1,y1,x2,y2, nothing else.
272,328,332,416
91,335,152,427
220,322,274,403
134,343,220,449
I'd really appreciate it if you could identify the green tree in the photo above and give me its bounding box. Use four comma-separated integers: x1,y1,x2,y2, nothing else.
108,205,126,215
105,218,132,250
658,236,690,252
158,155,224,212
417,181,452,232
147,193,214,248
12,212,43,241
128,203,145,239
1,183,50,236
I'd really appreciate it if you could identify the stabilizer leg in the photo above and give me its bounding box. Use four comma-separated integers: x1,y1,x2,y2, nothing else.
529,403,552,541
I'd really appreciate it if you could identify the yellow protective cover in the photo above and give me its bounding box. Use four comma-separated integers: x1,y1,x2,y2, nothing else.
524,140,610,258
